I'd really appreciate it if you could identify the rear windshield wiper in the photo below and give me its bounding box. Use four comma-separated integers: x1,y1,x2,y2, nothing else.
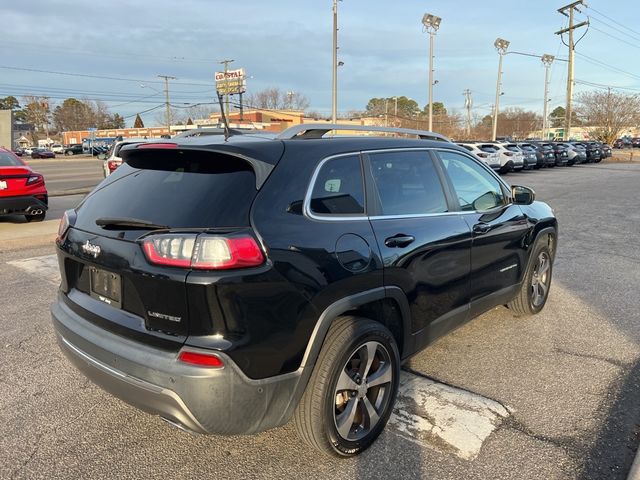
95,217,170,230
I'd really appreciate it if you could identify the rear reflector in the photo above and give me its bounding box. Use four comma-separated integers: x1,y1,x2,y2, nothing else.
178,350,224,368
142,234,264,270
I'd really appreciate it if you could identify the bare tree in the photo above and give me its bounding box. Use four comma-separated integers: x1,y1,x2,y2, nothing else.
575,90,640,144
22,95,50,133
245,87,310,111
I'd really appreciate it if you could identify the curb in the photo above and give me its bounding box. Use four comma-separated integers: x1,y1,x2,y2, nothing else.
27,156,98,164
49,188,93,197
0,219,59,252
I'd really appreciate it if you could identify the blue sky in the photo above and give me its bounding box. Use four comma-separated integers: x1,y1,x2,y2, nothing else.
1,0,638,126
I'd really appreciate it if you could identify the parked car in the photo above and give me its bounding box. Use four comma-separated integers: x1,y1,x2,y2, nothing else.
12,148,24,157
31,148,56,159
613,139,631,149
601,143,612,158
632,137,640,148
512,143,538,169
51,144,65,154
0,147,47,221
584,142,603,163
552,143,579,166
562,142,588,164
526,142,556,168
23,147,34,155
456,142,501,170
517,143,544,169
64,144,84,156
489,142,525,173
51,124,557,457
99,138,150,177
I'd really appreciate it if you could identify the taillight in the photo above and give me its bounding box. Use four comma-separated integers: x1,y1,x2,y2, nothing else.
477,152,488,158
504,152,513,156
142,234,264,270
178,350,224,368
57,210,73,241
26,174,43,185
107,160,121,171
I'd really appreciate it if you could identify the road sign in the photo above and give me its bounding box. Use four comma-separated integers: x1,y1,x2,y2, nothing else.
215,68,246,95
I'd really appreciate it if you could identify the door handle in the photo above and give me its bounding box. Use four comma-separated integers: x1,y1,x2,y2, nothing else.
473,223,491,234
384,234,415,248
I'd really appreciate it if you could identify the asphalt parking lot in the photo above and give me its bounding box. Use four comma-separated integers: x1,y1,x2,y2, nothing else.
1,163,639,479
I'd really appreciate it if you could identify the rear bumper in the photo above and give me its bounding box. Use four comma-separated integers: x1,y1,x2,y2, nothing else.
51,294,305,435
0,195,48,214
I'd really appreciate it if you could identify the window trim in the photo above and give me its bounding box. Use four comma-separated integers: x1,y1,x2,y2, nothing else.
303,152,369,221
433,148,512,214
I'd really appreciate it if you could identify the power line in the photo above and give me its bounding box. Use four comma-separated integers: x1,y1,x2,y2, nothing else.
588,24,640,51
585,5,640,39
574,79,640,92
0,65,212,87
575,52,640,82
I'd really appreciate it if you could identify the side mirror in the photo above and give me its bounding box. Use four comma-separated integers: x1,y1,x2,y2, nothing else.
97,153,106,160
511,185,535,205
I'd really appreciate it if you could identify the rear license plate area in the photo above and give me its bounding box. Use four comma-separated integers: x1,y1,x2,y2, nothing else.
89,267,122,308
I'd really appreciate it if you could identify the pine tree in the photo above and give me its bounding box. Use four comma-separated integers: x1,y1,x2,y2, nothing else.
133,114,144,128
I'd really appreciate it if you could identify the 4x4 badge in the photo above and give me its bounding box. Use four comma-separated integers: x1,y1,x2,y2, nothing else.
82,240,101,258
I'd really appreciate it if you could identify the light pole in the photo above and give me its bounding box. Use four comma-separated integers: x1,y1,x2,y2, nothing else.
393,96,398,126
541,54,554,140
422,13,441,132
331,0,339,124
492,38,510,141
157,75,176,133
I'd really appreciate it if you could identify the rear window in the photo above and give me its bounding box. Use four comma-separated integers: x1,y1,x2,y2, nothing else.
0,151,23,167
504,145,520,152
75,151,257,235
479,145,497,153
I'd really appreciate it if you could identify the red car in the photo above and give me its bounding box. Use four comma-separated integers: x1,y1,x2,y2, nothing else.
0,147,48,222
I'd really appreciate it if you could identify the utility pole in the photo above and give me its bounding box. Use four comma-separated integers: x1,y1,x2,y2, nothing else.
541,54,555,140
492,38,509,141
218,59,234,119
331,0,338,124
556,1,588,141
463,89,473,137
158,75,176,134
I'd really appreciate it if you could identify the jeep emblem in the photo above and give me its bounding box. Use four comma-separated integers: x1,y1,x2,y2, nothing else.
82,240,101,258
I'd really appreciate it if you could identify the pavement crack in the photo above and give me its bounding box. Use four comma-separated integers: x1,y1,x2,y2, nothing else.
554,348,628,369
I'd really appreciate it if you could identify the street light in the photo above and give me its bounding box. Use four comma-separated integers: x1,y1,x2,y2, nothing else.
331,0,340,124
492,37,510,141
422,13,442,132
541,54,555,140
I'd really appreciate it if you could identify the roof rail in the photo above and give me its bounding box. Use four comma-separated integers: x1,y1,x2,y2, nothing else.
172,127,259,139
276,123,451,142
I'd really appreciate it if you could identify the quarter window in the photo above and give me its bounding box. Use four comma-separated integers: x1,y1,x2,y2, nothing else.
368,151,448,215
310,155,365,215
438,150,505,212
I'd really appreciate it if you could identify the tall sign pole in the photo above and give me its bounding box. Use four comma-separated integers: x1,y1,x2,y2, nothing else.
555,1,588,140
541,54,555,140
219,59,235,118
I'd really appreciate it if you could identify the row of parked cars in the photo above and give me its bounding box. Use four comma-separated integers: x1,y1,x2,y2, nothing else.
613,137,640,149
457,140,611,174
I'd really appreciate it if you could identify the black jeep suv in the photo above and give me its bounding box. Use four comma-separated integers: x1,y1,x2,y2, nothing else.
51,124,557,457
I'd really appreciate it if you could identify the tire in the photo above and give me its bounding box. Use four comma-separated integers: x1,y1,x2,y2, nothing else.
294,316,400,457
65,150,74,156
25,212,46,222
507,235,554,316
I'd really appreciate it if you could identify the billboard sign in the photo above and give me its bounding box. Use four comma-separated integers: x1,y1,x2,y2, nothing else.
215,68,246,95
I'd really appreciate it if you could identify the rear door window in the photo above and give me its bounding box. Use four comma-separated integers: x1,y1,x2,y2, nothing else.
368,150,448,215
309,155,365,215
0,151,23,166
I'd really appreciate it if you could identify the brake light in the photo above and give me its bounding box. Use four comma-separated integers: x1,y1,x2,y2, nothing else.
137,143,177,149
504,151,513,156
107,160,121,172
477,152,488,158
142,234,264,270
26,174,43,185
178,350,224,368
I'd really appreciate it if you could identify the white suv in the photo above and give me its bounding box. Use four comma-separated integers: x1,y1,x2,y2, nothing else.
457,143,501,170
488,142,525,174
99,138,151,177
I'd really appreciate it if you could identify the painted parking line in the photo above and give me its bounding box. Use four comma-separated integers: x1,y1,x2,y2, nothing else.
8,254,60,285
8,254,511,460
389,371,510,460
